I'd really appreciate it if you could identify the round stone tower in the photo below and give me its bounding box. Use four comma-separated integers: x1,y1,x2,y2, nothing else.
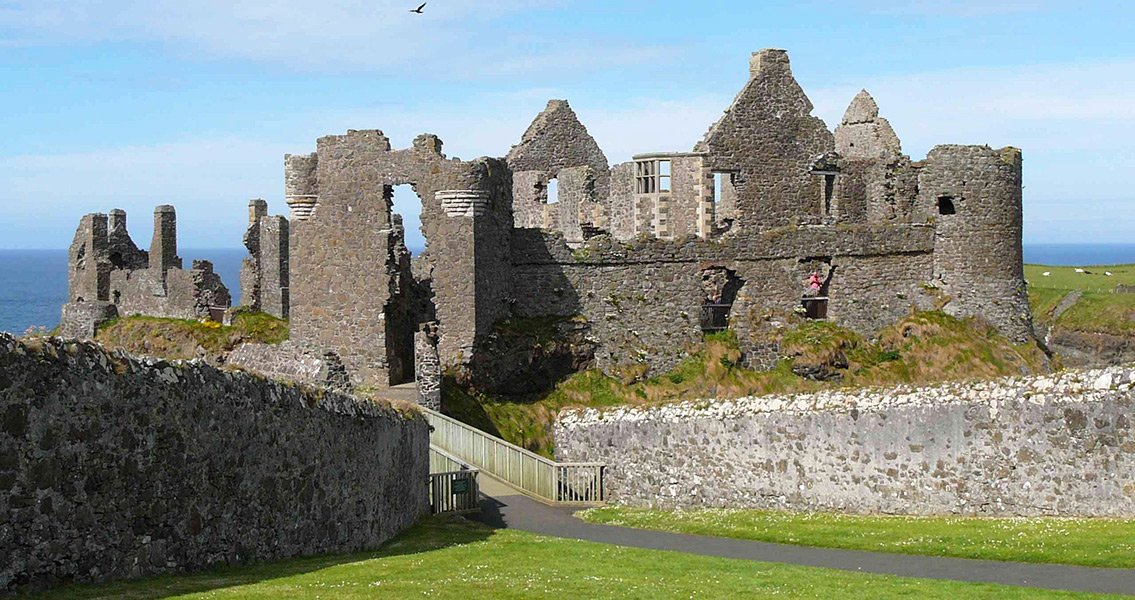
919,145,1034,344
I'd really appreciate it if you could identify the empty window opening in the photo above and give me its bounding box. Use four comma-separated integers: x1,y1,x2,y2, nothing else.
547,178,559,204
635,159,673,194
109,252,124,269
823,174,836,215
938,196,957,216
699,267,744,332
635,160,656,194
389,184,425,256
713,173,722,203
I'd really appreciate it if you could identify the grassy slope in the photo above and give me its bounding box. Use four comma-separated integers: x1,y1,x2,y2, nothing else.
1025,263,1135,336
444,312,1049,458
94,311,289,360
24,517,1125,600
579,507,1135,569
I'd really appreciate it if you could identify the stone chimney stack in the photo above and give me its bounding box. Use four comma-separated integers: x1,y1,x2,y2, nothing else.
249,198,268,225
749,48,791,77
108,209,127,234
151,205,181,272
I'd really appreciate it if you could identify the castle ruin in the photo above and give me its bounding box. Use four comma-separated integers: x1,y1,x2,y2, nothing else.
60,205,232,338
60,49,1035,391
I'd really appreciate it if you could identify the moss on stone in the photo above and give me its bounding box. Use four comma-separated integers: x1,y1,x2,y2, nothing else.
443,311,1051,458
95,312,289,361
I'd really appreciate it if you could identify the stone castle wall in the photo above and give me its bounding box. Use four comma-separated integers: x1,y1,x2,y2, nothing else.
60,207,231,339
0,333,428,593
696,49,835,232
239,199,290,319
509,225,936,373
285,130,514,386
555,366,1135,516
920,145,1033,344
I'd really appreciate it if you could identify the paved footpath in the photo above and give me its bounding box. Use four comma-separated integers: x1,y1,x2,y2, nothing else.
469,478,1135,596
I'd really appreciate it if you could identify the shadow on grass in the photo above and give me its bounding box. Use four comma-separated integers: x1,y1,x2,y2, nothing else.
20,516,494,600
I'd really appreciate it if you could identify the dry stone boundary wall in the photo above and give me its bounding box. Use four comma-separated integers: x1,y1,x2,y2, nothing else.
0,333,428,594
555,366,1135,517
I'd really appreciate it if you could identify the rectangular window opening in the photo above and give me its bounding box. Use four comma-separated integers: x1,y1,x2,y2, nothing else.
823,174,836,215
938,196,956,215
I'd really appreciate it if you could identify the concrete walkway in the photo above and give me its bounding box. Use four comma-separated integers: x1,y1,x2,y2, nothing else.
469,478,1135,596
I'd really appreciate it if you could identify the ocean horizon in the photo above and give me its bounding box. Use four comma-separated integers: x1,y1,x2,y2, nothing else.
2,243,1133,335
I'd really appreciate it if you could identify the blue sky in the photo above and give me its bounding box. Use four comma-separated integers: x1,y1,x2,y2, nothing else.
2,0,1133,251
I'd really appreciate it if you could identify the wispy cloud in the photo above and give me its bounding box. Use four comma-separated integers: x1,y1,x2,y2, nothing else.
3,56,1133,248
0,137,289,248
808,58,1135,242
0,0,663,78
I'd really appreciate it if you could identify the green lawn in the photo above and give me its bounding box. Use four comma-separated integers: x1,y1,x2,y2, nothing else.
1025,264,1135,336
1025,264,1135,294
578,507,1135,569
21,517,1128,600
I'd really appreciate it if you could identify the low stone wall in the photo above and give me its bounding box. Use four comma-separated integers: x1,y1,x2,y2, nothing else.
555,367,1135,516
1,333,428,593
227,340,351,391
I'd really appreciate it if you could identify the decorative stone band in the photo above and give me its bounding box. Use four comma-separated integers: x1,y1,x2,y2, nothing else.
436,190,490,218
286,195,318,221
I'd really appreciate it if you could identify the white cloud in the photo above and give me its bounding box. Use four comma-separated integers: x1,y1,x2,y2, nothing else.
0,0,662,78
807,59,1135,242
0,137,288,249
4,56,1134,249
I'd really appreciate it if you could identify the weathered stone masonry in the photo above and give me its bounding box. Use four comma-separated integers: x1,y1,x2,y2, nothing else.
264,49,1031,389
0,332,428,593
59,47,1035,394
239,198,290,319
555,366,1135,517
59,206,231,338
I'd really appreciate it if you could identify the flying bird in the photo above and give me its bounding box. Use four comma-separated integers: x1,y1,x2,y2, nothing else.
410,2,426,13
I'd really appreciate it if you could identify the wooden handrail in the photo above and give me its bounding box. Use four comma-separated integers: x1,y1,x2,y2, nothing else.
422,407,604,503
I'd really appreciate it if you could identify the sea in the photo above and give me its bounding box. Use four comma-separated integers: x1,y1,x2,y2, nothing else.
2,243,1134,335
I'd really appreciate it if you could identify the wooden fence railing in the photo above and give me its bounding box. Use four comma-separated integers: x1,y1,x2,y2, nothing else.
428,445,480,515
422,407,604,504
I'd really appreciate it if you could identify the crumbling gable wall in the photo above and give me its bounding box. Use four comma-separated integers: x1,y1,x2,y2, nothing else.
696,49,835,232
833,90,919,224
107,209,148,270
239,199,290,319
286,130,514,387
507,100,610,242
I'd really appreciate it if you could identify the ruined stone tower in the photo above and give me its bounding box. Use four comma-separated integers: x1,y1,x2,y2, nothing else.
239,199,290,319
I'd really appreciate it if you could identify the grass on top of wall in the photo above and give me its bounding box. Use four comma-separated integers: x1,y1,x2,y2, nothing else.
578,507,1135,569
443,311,1050,458
94,311,289,361
21,516,1128,600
